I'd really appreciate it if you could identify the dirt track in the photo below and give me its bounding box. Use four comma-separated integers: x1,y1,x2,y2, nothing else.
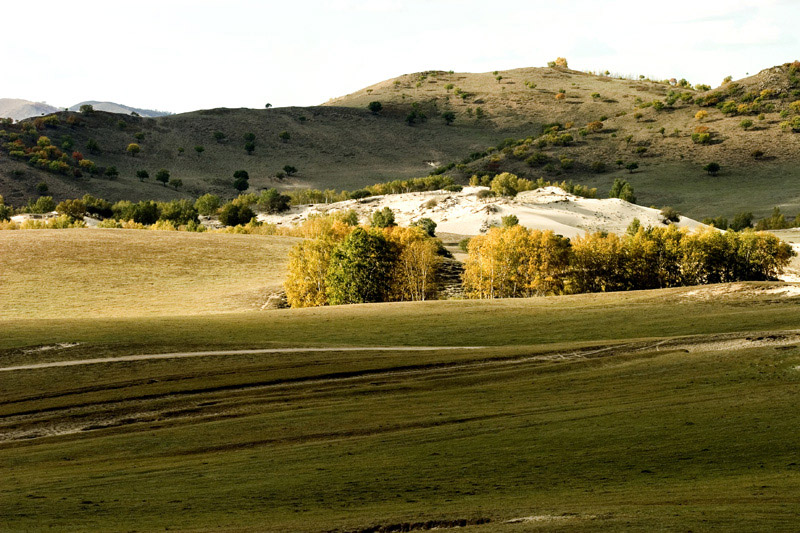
0,346,485,373
2,332,798,443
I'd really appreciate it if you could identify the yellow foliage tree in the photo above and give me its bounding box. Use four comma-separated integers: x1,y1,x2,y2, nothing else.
569,232,626,293
284,238,339,308
384,226,441,301
695,110,708,121
463,226,570,298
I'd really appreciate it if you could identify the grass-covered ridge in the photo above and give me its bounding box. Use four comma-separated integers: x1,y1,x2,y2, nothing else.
4,61,800,219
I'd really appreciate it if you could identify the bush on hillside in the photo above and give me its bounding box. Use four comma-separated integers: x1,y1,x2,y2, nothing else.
218,203,255,227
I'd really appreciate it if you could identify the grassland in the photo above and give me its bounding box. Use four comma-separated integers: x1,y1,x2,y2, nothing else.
2,283,800,531
0,229,299,318
3,229,800,531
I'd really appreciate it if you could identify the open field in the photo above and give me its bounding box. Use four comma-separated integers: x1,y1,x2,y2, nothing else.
0,229,299,318
2,281,800,531
3,229,800,531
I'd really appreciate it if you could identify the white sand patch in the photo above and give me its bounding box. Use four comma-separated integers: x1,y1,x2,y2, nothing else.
22,342,81,354
506,515,584,523
258,186,706,238
766,285,800,297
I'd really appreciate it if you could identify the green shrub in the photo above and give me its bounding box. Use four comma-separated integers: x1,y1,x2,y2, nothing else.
371,207,396,228
660,206,680,223
218,203,255,226
411,217,437,236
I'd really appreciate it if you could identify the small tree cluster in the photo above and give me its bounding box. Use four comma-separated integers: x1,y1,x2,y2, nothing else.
464,225,793,298
609,178,636,203
284,223,442,307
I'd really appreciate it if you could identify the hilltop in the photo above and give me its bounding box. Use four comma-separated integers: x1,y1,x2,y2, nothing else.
3,60,800,219
327,62,800,217
0,98,60,121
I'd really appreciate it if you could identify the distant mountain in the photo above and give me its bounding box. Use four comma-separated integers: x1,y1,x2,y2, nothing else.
67,101,171,117
0,99,60,121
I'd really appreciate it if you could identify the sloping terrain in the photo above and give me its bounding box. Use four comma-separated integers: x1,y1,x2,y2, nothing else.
0,107,518,205
3,61,800,219
259,186,705,238
329,64,800,218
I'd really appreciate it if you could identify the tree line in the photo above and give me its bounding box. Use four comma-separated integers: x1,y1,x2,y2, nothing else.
284,217,794,308
463,224,793,298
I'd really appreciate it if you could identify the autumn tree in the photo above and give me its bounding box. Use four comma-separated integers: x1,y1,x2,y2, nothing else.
127,143,141,156
55,199,86,220
195,193,221,216
384,226,441,301
285,238,339,307
569,232,627,293
462,226,570,298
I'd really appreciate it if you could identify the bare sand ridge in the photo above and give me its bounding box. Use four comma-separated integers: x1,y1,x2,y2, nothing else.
259,186,706,238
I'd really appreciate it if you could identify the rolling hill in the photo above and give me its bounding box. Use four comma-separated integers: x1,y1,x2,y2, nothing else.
0,98,60,121
3,60,800,219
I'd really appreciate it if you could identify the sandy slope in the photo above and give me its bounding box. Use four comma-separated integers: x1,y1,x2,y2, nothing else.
258,186,706,238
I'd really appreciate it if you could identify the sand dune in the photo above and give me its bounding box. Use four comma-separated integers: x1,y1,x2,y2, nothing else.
258,186,706,238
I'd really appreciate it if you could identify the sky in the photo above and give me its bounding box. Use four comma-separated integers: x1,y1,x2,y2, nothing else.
6,0,799,113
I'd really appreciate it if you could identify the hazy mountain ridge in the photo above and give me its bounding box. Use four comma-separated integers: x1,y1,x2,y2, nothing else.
0,98,170,121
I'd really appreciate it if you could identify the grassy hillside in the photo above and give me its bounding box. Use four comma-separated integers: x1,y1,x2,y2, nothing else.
2,285,800,531
0,229,299,318
0,106,519,205
328,64,800,219
4,61,800,219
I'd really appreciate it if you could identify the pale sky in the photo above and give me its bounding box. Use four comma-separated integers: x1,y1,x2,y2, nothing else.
6,0,798,113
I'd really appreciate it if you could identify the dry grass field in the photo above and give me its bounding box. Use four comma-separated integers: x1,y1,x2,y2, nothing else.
0,229,299,319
